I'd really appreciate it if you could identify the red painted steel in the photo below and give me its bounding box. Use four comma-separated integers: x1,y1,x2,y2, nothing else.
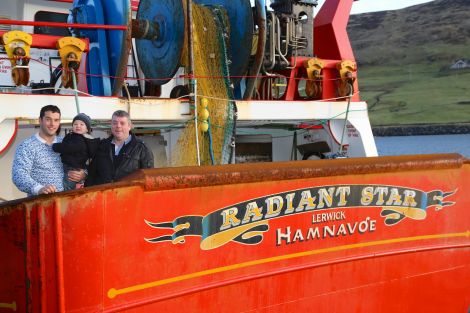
0,31,90,51
314,0,355,61
1,154,469,312
48,0,140,11
53,201,66,313
0,19,127,31
282,57,360,101
278,0,360,101
0,1,468,312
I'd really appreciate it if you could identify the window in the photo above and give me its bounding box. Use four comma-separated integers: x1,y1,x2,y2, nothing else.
34,11,70,36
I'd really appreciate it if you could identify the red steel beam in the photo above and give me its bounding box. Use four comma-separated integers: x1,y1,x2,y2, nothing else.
47,0,140,11
0,31,90,51
0,19,127,31
123,154,468,192
314,0,355,61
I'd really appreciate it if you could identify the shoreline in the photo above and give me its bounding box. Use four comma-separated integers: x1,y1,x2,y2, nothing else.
372,123,470,136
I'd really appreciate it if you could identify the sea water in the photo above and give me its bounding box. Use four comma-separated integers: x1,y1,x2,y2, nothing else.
374,134,470,158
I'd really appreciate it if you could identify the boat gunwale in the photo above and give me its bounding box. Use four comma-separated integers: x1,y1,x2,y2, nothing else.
129,153,468,191
1,153,466,207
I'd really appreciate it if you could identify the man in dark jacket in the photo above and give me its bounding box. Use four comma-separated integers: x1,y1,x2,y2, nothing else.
85,110,154,186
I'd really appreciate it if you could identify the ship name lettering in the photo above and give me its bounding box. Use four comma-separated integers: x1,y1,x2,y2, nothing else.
220,186,418,232
276,217,377,246
219,186,352,231
361,187,418,207
312,211,346,224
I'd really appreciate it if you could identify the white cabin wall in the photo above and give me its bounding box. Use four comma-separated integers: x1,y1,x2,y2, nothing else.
162,129,183,167
273,134,297,162
140,135,168,167
21,0,70,33
1,1,19,21
0,127,35,201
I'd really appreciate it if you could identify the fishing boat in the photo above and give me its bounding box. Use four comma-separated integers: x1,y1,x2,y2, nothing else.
0,0,469,312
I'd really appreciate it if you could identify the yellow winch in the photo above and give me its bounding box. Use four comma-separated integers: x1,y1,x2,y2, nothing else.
2,30,32,86
57,37,86,89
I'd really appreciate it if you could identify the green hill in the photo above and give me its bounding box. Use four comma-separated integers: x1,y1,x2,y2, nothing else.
347,0,470,126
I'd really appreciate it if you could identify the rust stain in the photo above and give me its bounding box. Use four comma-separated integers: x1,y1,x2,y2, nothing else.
0,154,467,209
123,153,468,192
0,206,14,217
119,97,181,105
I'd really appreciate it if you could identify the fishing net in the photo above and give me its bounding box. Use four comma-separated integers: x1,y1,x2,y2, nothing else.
171,4,236,167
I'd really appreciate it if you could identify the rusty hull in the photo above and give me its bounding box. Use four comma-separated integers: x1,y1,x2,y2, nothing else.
124,153,468,192
1,154,469,312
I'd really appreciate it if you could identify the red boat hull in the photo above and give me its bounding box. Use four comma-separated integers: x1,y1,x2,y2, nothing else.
1,154,469,312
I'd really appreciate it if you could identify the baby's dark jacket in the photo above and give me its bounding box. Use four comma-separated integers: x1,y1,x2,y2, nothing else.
52,133,100,169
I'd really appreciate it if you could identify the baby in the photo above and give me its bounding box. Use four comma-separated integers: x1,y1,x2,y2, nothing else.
53,113,100,190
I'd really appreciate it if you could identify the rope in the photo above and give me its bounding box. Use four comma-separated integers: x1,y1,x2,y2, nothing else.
338,84,354,155
207,117,216,165
193,78,201,166
212,5,236,164
71,70,81,114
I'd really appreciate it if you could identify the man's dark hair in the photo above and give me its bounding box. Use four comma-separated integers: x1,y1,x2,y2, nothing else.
39,105,61,135
112,110,131,121
40,105,61,119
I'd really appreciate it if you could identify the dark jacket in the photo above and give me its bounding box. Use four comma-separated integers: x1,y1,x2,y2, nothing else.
85,134,154,186
52,133,100,169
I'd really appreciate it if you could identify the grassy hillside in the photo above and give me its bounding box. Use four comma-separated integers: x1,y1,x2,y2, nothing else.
348,0,470,126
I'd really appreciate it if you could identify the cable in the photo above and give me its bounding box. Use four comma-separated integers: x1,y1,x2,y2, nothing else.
338,84,354,155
